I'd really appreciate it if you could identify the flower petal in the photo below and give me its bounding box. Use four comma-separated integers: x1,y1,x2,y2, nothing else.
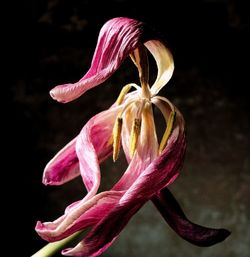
152,187,231,246
35,190,124,242
62,110,186,257
145,40,174,96
43,138,80,185
76,105,122,201
119,102,159,189
36,106,123,242
42,106,119,186
50,17,144,103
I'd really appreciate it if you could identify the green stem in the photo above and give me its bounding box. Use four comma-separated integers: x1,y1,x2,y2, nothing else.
31,231,82,257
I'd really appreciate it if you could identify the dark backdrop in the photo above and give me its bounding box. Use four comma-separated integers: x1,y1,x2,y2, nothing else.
7,1,250,256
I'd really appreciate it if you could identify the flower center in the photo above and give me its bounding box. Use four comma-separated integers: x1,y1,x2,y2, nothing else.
112,44,176,162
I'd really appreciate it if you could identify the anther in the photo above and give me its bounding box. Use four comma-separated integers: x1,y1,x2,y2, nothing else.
159,110,176,153
112,117,123,162
116,84,132,105
129,118,141,157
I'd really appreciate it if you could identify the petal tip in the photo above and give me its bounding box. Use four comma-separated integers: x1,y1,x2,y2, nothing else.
42,176,51,186
35,221,43,232
49,87,60,101
216,228,231,242
187,227,231,247
49,85,71,103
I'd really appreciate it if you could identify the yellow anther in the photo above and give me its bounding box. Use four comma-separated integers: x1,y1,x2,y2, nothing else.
159,110,176,153
112,117,123,162
116,84,132,105
129,118,141,157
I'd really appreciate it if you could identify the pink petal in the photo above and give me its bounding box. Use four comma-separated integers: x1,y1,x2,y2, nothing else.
76,106,122,200
42,106,119,186
43,138,80,185
36,106,123,241
35,190,124,242
50,17,144,103
62,110,186,257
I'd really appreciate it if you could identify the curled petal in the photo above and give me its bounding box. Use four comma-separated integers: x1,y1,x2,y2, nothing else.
36,106,123,242
43,138,80,185
145,40,174,95
50,17,144,103
42,106,119,186
152,187,231,247
35,191,124,242
62,202,143,257
76,106,122,201
62,110,186,257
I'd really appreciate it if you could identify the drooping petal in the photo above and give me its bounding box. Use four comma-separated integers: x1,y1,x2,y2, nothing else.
62,110,186,257
50,17,144,103
75,105,122,201
152,187,231,247
36,105,123,242
35,190,124,242
62,201,143,257
42,106,120,186
145,40,174,96
43,138,80,185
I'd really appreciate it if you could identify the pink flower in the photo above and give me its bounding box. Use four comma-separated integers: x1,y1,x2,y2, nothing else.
35,17,230,257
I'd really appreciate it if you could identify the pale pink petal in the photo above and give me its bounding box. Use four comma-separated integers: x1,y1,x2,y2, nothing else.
35,190,124,242
76,106,122,201
43,138,80,185
50,17,144,103
62,111,186,257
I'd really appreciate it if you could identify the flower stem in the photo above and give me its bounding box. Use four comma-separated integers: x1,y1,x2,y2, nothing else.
31,231,82,257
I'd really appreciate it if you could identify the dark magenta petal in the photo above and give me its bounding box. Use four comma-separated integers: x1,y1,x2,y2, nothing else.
152,187,231,247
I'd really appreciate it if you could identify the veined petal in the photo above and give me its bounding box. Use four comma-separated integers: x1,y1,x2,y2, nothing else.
50,17,144,103
35,190,124,242
42,106,120,186
43,138,80,186
62,109,186,257
119,109,186,201
145,40,174,95
62,202,143,257
76,106,122,200
36,106,124,242
152,187,231,246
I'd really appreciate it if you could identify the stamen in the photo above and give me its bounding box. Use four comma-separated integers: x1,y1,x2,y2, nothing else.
152,96,176,153
129,118,141,157
153,96,175,112
116,84,132,105
159,110,176,153
112,117,123,162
